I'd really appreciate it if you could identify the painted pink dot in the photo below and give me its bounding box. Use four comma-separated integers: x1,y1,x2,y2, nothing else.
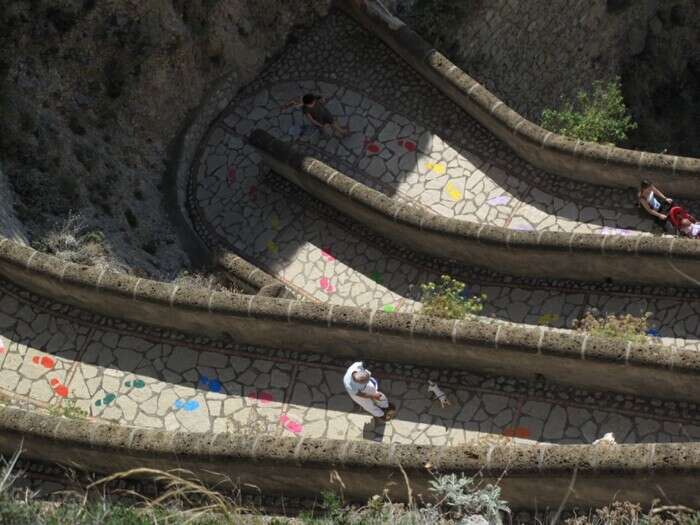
279,414,302,434
321,247,336,262
247,392,258,401
320,277,330,290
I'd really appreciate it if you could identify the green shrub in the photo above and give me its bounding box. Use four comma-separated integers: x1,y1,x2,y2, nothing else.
420,275,486,319
541,78,637,145
48,399,88,420
429,473,509,523
572,310,651,343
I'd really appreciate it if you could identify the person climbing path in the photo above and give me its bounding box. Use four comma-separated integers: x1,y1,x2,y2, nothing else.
282,93,349,138
343,361,396,421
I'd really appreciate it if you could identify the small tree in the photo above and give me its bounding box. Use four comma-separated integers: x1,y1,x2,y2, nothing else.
541,78,637,145
420,275,486,319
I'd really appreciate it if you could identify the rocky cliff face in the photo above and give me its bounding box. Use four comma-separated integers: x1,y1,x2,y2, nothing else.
0,0,327,277
397,0,699,157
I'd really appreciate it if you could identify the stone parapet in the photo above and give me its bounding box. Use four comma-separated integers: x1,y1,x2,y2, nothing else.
2,406,700,508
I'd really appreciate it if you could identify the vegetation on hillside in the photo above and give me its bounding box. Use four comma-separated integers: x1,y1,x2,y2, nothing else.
540,78,637,145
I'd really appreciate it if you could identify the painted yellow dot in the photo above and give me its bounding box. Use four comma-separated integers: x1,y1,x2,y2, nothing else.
425,162,446,175
266,240,278,254
271,214,280,231
445,181,462,201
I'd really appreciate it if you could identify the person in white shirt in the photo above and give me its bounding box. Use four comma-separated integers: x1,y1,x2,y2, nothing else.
343,361,395,420
679,217,700,238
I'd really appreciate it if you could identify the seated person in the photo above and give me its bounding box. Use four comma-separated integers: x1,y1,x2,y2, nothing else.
638,179,673,224
282,94,349,138
679,217,700,238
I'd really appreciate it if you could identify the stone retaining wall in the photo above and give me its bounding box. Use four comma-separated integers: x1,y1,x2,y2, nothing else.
249,129,700,289
336,0,700,197
2,406,700,508
1,237,699,402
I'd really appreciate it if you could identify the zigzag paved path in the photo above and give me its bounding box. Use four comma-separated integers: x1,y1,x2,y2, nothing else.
191,12,700,349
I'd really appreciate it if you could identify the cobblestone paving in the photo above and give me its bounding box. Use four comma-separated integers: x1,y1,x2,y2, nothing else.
188,12,700,352
1,281,699,445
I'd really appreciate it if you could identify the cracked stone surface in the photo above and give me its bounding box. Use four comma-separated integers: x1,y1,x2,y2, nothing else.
1,280,699,447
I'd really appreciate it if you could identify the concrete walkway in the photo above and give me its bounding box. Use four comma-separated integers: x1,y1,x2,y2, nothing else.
0,279,698,445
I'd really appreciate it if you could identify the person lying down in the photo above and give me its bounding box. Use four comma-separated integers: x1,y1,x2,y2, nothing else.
679,217,700,239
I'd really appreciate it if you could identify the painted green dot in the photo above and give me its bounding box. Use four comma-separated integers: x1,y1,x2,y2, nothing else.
371,272,383,284
383,304,396,313
103,393,116,405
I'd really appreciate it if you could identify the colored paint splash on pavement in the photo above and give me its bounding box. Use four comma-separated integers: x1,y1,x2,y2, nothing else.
174,399,200,412
267,240,278,254
487,195,510,206
32,356,55,369
321,247,336,262
199,375,222,393
279,414,303,434
319,277,336,294
125,379,146,389
398,139,416,152
382,304,396,313
270,214,280,231
248,391,273,405
364,137,381,154
50,378,69,398
445,181,462,201
425,162,446,175
370,271,383,284
502,426,530,439
95,393,117,407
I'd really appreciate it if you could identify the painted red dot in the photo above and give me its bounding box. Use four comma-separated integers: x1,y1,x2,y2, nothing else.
32,356,55,369
55,385,69,398
258,391,273,404
403,140,416,152
367,143,380,154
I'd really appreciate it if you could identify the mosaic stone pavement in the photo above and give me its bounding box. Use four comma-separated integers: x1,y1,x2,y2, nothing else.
1,280,700,446
188,11,700,352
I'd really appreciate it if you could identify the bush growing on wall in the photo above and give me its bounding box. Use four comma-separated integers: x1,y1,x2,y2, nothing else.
420,275,486,319
540,78,637,145
572,310,651,343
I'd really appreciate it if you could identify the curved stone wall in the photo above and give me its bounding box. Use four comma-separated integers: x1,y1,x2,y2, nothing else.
249,129,700,288
2,406,700,508
336,0,700,197
0,237,699,402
